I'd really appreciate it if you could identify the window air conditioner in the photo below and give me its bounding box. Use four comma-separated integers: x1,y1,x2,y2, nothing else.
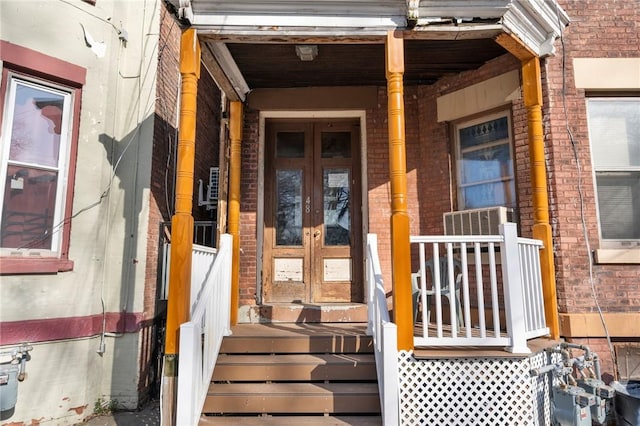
198,167,219,210
443,206,514,236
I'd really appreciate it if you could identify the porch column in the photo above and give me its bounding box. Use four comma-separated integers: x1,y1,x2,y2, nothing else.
496,34,560,339
163,28,200,425
386,30,413,350
228,101,243,325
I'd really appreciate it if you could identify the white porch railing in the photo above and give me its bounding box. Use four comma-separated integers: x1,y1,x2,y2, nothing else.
176,234,233,426
366,234,399,426
410,223,548,353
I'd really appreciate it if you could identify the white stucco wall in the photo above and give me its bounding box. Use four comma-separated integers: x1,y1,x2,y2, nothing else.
0,0,160,422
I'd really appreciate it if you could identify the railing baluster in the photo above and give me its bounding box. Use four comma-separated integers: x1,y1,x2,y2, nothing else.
488,242,501,339
459,243,472,338
474,242,486,338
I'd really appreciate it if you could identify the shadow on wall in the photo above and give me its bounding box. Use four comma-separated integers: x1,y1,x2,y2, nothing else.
96,114,158,409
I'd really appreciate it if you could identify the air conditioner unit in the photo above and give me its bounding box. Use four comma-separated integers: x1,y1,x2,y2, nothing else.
198,167,219,210
443,206,514,236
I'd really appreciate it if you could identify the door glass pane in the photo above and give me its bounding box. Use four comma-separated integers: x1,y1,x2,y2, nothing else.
275,169,303,246
324,168,350,246
321,131,351,158
276,132,305,158
10,82,64,167
1,165,58,249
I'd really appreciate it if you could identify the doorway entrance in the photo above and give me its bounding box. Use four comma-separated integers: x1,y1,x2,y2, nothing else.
263,119,362,303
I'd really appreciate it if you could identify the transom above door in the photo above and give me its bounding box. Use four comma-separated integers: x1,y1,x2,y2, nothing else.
263,119,362,303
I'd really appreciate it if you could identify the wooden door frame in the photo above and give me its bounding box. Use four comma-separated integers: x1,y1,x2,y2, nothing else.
257,110,369,305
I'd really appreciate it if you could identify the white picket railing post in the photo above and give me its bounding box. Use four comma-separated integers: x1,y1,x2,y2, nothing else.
499,223,530,354
175,234,233,426
366,234,399,426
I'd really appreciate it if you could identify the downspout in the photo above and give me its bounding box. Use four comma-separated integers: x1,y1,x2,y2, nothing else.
162,28,200,425
386,30,414,351
496,33,560,340
228,101,243,325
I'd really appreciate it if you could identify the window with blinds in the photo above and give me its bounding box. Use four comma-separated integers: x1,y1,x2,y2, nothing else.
587,97,640,244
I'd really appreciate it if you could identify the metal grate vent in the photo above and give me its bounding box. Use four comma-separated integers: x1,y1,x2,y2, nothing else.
208,167,219,201
443,206,514,236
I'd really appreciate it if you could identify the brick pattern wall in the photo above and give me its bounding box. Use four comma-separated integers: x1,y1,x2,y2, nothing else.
238,108,260,305
544,0,640,378
194,68,222,222
545,0,640,313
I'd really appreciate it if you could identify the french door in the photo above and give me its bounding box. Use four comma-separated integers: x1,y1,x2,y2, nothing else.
263,119,362,303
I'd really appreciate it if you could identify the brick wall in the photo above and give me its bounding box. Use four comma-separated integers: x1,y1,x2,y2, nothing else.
194,68,222,222
238,108,260,305
545,0,640,313
544,0,640,379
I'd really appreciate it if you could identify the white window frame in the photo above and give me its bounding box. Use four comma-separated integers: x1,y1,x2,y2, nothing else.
454,110,516,211
0,73,74,256
587,96,640,249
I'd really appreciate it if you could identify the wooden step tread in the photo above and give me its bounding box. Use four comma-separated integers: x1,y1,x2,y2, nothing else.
216,353,374,365
229,323,369,337
199,415,382,425
204,383,381,414
213,354,376,381
209,382,379,396
220,335,373,354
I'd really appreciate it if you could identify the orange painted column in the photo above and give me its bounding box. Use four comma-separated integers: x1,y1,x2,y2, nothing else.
162,28,200,426
496,33,560,340
386,30,413,351
521,57,560,340
228,101,243,325
165,28,200,356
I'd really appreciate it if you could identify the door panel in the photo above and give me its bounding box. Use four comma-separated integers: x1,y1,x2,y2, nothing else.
263,120,361,304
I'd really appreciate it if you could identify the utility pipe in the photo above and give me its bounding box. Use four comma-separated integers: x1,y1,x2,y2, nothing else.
385,30,413,351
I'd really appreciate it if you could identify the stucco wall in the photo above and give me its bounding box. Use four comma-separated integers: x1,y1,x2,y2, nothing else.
0,0,161,422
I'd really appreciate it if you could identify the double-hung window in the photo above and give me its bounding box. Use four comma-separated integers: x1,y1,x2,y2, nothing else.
0,41,84,273
454,111,516,210
587,97,640,246
0,75,73,255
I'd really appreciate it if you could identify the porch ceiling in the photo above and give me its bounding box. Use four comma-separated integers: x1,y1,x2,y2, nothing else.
168,0,569,100
217,39,508,88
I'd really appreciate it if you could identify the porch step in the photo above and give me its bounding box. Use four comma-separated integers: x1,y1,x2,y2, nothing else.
203,382,380,413
201,323,381,424
219,323,374,354
199,415,382,425
239,303,369,323
213,354,376,381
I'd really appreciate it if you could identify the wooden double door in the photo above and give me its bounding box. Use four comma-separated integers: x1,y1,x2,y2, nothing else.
263,119,362,303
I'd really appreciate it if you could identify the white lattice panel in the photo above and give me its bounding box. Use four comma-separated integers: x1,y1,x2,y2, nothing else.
398,350,556,426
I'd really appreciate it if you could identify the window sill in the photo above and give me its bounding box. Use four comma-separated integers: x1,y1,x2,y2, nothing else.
0,257,74,274
594,248,640,264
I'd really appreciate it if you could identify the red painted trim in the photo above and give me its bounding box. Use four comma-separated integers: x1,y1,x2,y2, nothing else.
0,40,86,86
0,312,148,346
0,258,74,274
